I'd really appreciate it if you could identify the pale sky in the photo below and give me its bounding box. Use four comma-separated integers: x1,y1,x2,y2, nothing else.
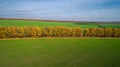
0,0,120,21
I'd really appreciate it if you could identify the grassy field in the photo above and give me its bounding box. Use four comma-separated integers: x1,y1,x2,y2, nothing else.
0,39,120,67
0,20,120,28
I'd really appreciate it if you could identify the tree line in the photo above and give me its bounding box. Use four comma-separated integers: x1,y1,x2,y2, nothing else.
0,26,120,38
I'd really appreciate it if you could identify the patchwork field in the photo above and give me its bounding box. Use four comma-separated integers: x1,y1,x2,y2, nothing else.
0,19,120,67
0,39,120,67
0,20,120,28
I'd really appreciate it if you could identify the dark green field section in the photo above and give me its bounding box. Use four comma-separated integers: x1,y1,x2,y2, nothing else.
0,20,120,28
0,39,120,67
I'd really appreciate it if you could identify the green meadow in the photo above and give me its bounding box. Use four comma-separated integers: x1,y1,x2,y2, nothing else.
0,19,120,67
0,20,120,28
0,39,120,67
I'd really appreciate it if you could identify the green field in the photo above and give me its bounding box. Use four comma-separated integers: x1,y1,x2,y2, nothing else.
0,20,120,28
0,39,120,67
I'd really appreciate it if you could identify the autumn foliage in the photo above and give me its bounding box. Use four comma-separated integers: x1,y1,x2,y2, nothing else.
0,26,120,38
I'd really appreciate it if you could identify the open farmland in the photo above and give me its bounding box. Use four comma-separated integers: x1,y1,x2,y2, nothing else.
0,39,120,67
0,20,120,28
0,0,120,67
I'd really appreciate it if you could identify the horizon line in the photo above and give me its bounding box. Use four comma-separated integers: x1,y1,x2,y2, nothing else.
0,17,120,23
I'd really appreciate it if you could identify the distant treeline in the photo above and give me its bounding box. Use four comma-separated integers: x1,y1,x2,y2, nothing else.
0,18,120,24
0,26,120,38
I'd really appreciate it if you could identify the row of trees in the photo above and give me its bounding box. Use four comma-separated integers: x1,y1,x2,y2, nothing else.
0,26,120,38
84,28,120,37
